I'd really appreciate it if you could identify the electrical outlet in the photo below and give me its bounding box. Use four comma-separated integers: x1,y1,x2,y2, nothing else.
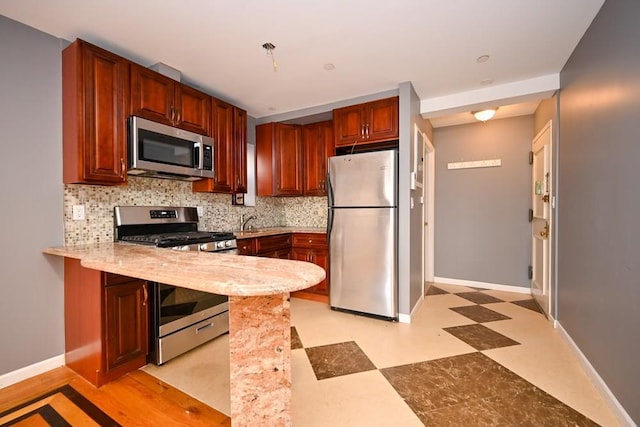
197,206,204,217
72,205,85,221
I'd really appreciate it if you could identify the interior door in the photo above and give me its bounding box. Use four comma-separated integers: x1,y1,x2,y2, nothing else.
531,121,553,316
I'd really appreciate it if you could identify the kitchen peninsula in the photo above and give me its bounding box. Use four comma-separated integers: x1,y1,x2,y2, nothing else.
44,243,325,426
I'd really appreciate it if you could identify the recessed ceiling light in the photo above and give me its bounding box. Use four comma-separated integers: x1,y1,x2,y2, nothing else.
480,79,494,86
323,63,335,71
476,55,490,63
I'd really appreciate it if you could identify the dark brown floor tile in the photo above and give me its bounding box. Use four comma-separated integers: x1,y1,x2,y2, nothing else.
381,353,529,413
443,324,520,351
486,386,600,426
512,298,545,314
449,305,511,323
304,341,376,380
455,292,504,304
426,285,449,296
418,398,511,427
291,326,303,350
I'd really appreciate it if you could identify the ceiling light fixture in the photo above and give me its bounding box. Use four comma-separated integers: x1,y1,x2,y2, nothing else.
262,42,278,72
472,108,498,122
476,54,490,63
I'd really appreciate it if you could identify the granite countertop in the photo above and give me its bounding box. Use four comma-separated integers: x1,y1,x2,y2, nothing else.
234,226,326,239
43,242,325,296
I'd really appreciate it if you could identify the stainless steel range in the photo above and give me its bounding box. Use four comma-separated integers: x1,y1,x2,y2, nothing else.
114,206,236,365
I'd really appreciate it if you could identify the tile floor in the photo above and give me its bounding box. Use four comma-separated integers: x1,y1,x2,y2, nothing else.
143,283,621,426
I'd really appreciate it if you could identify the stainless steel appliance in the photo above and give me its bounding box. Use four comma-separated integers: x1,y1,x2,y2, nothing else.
114,206,235,364
128,116,214,181
327,150,398,320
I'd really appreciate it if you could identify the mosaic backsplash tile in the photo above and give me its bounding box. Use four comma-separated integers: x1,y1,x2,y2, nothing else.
64,177,327,245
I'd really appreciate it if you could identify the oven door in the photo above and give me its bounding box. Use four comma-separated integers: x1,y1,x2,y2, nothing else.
151,282,228,338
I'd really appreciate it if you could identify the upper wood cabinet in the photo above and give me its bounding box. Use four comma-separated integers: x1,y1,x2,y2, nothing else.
192,100,247,194
303,120,334,196
333,96,399,148
234,108,248,193
62,39,129,185
256,123,304,196
130,64,211,136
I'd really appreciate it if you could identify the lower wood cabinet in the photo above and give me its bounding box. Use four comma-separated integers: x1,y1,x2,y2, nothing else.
64,258,148,386
237,233,329,299
291,234,329,296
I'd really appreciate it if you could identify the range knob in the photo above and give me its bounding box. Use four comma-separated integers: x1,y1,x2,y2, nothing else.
225,240,232,247
216,241,225,249
172,245,190,252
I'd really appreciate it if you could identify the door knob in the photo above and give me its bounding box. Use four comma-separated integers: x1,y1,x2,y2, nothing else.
542,194,550,203
539,221,549,238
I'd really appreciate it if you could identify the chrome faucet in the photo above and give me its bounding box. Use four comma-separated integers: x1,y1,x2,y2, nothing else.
240,214,257,231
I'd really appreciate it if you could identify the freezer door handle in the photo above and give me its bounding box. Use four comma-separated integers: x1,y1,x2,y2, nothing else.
327,172,334,207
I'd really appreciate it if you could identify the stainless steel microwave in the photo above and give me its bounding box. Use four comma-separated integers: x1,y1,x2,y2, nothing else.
128,116,214,181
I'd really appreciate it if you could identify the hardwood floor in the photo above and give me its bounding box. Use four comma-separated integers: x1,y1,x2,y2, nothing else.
0,367,230,426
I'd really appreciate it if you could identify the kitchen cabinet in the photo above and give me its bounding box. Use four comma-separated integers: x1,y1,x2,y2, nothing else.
257,123,304,196
130,63,211,136
62,39,129,185
64,258,148,387
291,233,329,296
303,121,334,196
333,96,399,148
192,101,247,194
237,234,292,259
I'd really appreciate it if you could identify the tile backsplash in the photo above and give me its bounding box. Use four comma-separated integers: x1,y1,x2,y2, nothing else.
64,177,327,245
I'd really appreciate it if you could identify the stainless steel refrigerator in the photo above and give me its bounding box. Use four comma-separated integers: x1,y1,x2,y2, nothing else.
327,149,398,319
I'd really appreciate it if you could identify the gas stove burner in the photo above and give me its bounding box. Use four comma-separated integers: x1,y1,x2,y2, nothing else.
121,231,235,247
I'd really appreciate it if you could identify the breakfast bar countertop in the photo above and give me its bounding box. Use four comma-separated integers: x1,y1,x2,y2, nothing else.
43,242,326,296
233,226,326,239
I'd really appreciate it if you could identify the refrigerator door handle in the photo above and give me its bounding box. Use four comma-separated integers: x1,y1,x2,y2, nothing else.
327,172,334,207
327,207,334,239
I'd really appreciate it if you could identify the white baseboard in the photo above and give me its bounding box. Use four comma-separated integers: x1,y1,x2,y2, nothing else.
398,294,424,324
433,276,531,294
556,322,636,427
0,354,65,389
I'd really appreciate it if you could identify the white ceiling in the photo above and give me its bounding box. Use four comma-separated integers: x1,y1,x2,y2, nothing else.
1,0,604,125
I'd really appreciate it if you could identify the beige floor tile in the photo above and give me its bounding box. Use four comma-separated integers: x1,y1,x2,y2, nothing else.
431,282,477,293
292,351,423,427
142,334,231,416
481,288,533,302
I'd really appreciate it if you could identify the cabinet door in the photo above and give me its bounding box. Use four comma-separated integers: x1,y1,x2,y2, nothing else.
104,280,148,372
274,124,303,196
176,84,211,136
333,105,365,147
261,248,292,259
130,64,175,126
365,97,399,143
237,238,256,255
303,121,333,196
292,242,329,295
211,98,235,192
233,108,248,193
63,40,129,185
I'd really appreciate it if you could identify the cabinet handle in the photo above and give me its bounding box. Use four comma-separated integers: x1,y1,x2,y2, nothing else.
170,106,175,123
120,158,125,178
365,124,370,138
176,110,181,124
142,283,148,306
361,124,365,138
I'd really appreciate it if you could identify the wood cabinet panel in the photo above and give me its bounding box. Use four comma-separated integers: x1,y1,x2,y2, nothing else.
255,234,292,254
63,39,128,185
192,102,246,195
291,233,329,296
303,121,334,196
256,123,303,196
130,65,174,126
130,64,211,135
237,238,256,255
63,258,148,387
234,108,248,193
333,96,399,148
104,280,148,372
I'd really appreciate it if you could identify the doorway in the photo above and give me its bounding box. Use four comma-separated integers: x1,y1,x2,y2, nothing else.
421,130,435,295
531,120,553,317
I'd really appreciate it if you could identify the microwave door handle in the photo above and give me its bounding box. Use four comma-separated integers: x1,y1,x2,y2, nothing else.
194,142,203,170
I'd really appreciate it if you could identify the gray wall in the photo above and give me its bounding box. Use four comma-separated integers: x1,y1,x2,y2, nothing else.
0,16,64,375
433,116,532,287
558,0,640,421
